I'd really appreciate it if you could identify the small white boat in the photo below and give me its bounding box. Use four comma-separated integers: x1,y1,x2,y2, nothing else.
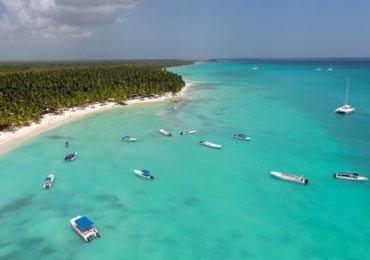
64,152,78,162
199,140,222,149
122,136,137,142
270,171,308,185
180,130,197,135
335,78,355,114
133,169,154,180
43,174,54,189
316,68,322,71
70,216,100,242
159,129,172,137
252,67,259,70
327,68,334,71
333,171,368,182
233,133,251,141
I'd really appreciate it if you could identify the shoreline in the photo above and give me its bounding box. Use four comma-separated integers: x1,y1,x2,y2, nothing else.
0,82,192,155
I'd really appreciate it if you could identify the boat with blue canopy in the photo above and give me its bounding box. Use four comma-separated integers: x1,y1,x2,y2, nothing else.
43,174,54,189
70,216,100,242
133,169,154,180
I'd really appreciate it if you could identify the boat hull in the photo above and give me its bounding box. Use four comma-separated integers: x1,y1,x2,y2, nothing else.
333,173,367,181
133,170,154,180
199,141,222,149
270,171,308,185
159,129,172,137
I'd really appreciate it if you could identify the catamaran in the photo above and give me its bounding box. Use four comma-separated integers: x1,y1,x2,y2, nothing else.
335,78,355,114
333,171,368,182
133,169,154,180
270,171,309,185
180,130,197,135
43,174,55,189
122,136,137,142
199,140,222,149
159,129,172,137
70,216,100,242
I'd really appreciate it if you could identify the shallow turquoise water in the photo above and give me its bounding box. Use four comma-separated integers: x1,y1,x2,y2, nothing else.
0,60,369,259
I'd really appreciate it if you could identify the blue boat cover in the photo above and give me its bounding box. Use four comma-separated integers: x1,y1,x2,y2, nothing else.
142,170,151,174
75,216,93,230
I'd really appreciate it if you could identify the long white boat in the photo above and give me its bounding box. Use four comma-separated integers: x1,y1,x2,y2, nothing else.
159,129,172,137
70,216,100,242
43,174,55,189
180,130,197,135
335,78,355,114
64,152,78,162
122,136,137,142
270,171,308,185
133,169,154,180
199,140,222,149
333,171,368,181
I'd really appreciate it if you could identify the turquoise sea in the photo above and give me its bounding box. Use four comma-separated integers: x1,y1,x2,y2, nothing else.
0,60,369,259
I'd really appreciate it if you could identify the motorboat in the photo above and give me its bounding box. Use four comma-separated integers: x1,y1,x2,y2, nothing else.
252,67,259,70
270,171,308,185
180,130,197,135
64,152,78,162
233,133,251,141
122,136,137,142
159,129,172,137
43,174,55,189
70,216,100,242
199,140,222,149
333,171,368,181
327,68,334,71
335,78,355,114
133,169,154,180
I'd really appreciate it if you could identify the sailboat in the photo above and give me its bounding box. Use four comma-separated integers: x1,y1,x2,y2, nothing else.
335,78,356,114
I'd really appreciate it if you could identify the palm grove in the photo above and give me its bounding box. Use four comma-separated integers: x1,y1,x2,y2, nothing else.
0,65,185,130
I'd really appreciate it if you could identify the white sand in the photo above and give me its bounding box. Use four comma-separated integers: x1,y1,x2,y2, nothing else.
0,82,192,155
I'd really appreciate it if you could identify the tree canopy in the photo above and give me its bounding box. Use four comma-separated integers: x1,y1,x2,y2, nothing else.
0,65,185,130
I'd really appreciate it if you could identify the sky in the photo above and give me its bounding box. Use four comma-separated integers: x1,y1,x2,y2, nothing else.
0,0,370,61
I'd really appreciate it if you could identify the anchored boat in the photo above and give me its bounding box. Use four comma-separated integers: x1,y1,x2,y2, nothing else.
133,169,154,180
199,140,222,149
180,130,197,135
122,136,137,142
233,133,251,141
70,216,100,242
64,152,77,162
335,78,355,114
159,129,172,137
270,171,308,185
43,174,54,189
333,171,368,181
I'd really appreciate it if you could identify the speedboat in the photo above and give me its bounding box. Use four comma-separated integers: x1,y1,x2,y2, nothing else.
159,129,172,137
43,174,55,189
64,152,78,162
122,136,137,142
133,169,154,180
233,133,251,141
180,130,197,135
333,171,368,181
270,171,308,185
70,216,100,242
199,140,222,149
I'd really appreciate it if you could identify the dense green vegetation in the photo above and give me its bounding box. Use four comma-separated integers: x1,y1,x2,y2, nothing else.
0,62,189,130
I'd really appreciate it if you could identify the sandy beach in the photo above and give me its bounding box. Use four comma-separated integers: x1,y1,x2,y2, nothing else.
0,82,192,155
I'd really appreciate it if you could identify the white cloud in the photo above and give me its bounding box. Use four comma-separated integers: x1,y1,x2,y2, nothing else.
0,0,141,38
